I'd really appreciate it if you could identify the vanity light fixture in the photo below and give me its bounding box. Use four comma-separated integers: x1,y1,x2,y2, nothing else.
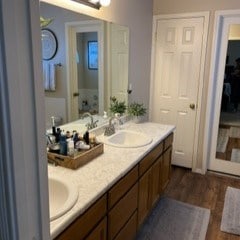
71,0,111,9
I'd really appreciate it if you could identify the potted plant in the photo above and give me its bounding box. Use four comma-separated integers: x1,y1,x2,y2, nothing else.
128,102,147,123
109,96,127,115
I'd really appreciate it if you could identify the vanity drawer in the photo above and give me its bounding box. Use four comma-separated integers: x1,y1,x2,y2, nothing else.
108,165,138,209
108,183,138,240
139,141,163,176
55,194,107,240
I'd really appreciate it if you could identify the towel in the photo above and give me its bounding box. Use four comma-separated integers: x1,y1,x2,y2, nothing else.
49,63,56,91
43,61,50,90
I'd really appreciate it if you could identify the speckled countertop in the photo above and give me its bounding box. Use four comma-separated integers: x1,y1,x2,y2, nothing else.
49,121,175,239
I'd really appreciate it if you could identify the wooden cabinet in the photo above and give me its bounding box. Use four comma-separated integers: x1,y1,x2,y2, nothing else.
108,183,138,240
55,194,107,240
85,217,107,240
114,211,137,240
138,156,161,226
161,146,172,191
138,167,151,225
138,134,173,226
54,133,173,240
108,166,138,209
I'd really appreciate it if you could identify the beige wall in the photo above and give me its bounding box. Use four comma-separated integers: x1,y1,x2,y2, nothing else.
153,0,240,170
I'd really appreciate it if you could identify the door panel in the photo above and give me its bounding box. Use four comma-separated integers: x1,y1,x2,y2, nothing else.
110,24,129,103
151,17,204,168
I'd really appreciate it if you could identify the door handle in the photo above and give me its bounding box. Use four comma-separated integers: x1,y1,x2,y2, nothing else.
189,103,195,110
73,92,79,97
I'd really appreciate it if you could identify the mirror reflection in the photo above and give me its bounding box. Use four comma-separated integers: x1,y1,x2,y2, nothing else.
216,24,240,163
41,2,129,129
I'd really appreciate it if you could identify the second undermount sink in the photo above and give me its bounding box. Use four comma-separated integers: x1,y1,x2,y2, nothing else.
103,130,152,148
48,175,78,221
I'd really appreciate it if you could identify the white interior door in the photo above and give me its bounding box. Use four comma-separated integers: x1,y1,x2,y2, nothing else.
69,27,79,121
150,14,208,169
110,24,129,103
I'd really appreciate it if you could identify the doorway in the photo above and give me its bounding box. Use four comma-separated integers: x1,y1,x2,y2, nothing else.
66,20,104,122
205,10,240,176
76,32,99,115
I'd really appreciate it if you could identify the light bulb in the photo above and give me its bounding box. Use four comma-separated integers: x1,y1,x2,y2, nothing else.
88,0,99,3
99,0,111,7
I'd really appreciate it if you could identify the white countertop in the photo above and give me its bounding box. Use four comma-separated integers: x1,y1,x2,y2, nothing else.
49,121,175,239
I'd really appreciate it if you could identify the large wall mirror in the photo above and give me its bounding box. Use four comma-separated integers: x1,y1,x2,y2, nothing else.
216,24,240,163
206,10,240,176
41,2,129,128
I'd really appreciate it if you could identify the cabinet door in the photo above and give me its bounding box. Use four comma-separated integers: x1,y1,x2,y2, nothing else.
114,211,137,240
161,147,172,190
55,195,107,240
85,217,107,240
138,168,151,226
150,158,161,207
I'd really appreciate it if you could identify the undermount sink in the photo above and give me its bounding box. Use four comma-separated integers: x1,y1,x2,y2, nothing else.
103,130,152,148
48,176,78,221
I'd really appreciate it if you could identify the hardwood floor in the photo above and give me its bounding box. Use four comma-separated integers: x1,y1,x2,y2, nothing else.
163,166,240,240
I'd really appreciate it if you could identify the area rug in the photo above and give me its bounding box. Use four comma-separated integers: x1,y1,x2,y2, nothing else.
136,197,210,240
229,126,240,138
216,128,229,153
231,148,240,163
221,187,240,235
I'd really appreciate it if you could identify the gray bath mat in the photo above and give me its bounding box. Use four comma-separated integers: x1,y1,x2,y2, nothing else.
221,187,240,235
136,197,210,240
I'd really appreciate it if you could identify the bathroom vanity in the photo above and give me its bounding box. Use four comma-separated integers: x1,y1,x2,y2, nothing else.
49,122,175,240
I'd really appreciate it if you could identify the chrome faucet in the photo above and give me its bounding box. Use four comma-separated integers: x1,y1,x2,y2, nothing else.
104,116,122,136
80,112,98,130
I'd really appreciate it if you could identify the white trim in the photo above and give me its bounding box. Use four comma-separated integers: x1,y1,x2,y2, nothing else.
150,11,210,173
0,0,50,239
203,9,240,175
65,20,104,121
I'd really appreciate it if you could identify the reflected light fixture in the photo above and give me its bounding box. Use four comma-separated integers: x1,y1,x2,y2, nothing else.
71,0,111,9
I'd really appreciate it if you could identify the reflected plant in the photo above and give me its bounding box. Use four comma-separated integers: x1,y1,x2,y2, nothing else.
109,96,127,115
128,102,147,117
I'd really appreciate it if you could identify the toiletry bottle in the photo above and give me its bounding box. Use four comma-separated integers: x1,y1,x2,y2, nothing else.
73,132,79,147
55,128,61,143
59,133,67,155
51,116,56,136
83,131,90,145
67,139,75,157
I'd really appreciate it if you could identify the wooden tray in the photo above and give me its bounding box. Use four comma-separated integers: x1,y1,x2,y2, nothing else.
47,143,104,170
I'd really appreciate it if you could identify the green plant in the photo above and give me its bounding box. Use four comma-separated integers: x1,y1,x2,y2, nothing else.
40,16,53,28
109,96,127,115
128,102,147,117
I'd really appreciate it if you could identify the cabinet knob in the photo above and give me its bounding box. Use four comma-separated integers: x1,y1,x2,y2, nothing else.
73,92,79,97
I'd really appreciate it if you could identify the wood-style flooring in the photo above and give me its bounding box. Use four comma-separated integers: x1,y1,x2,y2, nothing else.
163,166,240,240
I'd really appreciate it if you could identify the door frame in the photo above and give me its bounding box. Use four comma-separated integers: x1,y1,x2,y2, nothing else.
65,20,104,122
150,12,209,173
204,10,240,175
